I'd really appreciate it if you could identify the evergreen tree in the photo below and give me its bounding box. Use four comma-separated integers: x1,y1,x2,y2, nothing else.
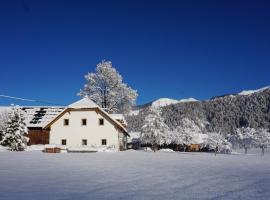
0,109,9,141
1,106,28,151
78,60,138,113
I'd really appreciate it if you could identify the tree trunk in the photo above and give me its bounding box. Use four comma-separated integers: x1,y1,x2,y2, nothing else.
261,146,265,156
152,144,156,152
244,146,247,154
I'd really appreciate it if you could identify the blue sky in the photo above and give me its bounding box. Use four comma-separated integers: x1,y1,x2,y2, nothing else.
0,0,270,106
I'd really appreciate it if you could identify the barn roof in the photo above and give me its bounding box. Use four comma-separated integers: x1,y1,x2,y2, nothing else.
22,107,66,128
0,106,65,128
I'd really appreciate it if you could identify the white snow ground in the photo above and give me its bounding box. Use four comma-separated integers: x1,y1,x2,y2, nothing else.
0,149,269,200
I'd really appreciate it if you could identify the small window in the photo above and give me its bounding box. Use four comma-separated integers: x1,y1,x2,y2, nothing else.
61,139,66,145
99,118,104,126
81,119,87,126
64,119,69,126
101,139,107,145
82,139,87,146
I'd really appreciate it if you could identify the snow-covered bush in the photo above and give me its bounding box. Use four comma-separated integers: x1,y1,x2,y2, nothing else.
78,60,138,113
203,132,232,154
1,106,29,151
140,107,170,151
253,128,270,155
236,127,256,154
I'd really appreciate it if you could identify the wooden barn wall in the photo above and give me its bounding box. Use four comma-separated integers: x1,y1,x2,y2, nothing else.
28,129,50,145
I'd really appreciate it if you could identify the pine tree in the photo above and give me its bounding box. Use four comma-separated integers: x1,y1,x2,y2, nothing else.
0,109,9,141
1,106,29,151
141,107,170,151
78,60,138,113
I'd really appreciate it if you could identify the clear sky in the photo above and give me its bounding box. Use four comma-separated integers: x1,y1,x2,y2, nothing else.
0,0,270,106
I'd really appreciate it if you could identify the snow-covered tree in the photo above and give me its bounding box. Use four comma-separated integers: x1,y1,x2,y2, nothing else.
253,129,270,156
0,109,9,141
203,132,231,155
236,127,256,154
1,106,29,151
78,60,138,113
172,118,202,151
140,107,170,151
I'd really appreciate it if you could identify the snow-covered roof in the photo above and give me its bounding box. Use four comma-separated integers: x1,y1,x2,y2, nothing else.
110,114,127,125
0,98,128,134
68,98,99,109
22,107,66,128
0,106,66,128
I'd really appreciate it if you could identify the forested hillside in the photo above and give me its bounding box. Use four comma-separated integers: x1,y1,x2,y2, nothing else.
126,88,270,136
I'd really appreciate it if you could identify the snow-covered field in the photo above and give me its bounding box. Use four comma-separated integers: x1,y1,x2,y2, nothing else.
0,149,270,200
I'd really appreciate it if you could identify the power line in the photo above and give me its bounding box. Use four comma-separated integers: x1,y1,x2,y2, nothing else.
0,94,65,106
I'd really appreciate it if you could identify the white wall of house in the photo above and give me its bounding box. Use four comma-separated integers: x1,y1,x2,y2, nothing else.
49,110,122,149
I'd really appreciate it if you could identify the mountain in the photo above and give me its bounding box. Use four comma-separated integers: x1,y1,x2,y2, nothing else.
126,86,270,135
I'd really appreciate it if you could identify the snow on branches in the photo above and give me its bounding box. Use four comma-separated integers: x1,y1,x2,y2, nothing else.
78,60,138,114
0,106,29,151
253,128,270,155
203,132,232,155
236,127,256,154
140,107,170,151
0,109,9,141
171,118,203,151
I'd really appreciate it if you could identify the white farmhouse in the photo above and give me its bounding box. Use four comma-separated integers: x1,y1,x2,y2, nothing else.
0,98,129,151
44,98,129,150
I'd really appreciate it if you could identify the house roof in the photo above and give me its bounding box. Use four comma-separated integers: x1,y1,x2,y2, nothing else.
0,98,128,135
44,98,128,135
68,98,99,109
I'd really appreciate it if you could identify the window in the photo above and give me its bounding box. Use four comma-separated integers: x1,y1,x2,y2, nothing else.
101,139,107,145
99,118,104,126
64,119,69,126
81,119,87,126
61,139,67,145
82,139,87,146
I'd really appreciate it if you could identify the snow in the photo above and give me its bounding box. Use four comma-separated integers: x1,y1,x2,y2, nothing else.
158,148,175,152
127,131,141,143
151,98,179,107
151,98,198,108
0,106,65,128
238,86,270,96
128,109,140,116
191,133,207,144
0,150,269,200
25,145,118,153
178,97,198,103
68,97,99,109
